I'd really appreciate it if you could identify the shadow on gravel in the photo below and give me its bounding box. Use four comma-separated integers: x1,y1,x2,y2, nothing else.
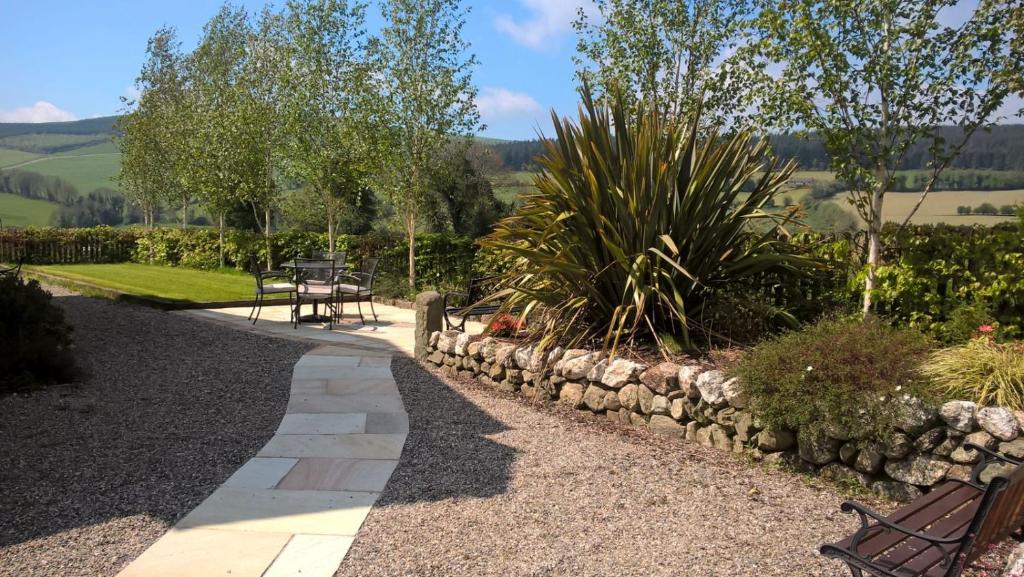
381,357,517,505
0,295,311,552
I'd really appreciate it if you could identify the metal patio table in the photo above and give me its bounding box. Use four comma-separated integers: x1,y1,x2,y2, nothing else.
282,260,349,324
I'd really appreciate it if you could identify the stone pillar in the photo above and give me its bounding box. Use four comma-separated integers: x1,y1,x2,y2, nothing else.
414,291,443,359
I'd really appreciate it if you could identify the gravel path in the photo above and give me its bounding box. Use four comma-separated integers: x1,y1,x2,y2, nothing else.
0,290,312,577
337,358,1012,577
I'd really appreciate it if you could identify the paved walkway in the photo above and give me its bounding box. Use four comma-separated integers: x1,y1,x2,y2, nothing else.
117,343,408,577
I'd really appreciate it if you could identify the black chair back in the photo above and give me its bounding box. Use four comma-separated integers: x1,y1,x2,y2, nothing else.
293,258,335,285
357,257,380,290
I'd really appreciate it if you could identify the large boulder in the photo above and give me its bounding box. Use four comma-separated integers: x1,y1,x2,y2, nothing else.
893,397,938,436
650,395,670,416
639,362,681,395
587,360,608,383
820,463,871,487
872,481,924,503
670,398,687,421
696,424,732,451
648,415,686,439
977,407,1020,441
561,352,603,380
429,331,441,348
734,412,758,443
513,346,533,370
882,432,913,460
603,391,622,412
1000,438,1024,460
950,431,996,464
617,384,640,412
798,429,842,465
494,343,518,367
466,340,483,359
854,444,885,475
478,337,499,363
553,349,589,376
939,400,977,433
677,365,702,398
637,385,656,415
601,359,645,389
454,333,477,356
721,377,749,409
884,454,951,486
582,384,607,412
914,427,946,453
436,330,461,354
756,428,796,452
559,382,584,408
695,370,729,407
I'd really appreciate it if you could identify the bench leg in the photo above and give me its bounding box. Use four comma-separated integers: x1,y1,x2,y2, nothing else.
846,566,863,577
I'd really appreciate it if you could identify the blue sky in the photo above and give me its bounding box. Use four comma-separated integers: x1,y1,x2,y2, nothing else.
0,0,590,140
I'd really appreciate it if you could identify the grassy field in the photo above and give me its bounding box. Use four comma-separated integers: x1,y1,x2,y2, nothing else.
492,170,537,204
0,193,58,227
24,263,279,303
0,133,108,153
53,140,119,156
17,153,121,192
0,147,42,169
841,189,1024,225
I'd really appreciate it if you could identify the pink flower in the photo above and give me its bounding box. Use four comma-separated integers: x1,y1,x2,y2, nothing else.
978,324,995,334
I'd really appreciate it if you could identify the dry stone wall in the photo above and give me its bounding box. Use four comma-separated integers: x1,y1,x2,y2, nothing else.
426,330,1024,502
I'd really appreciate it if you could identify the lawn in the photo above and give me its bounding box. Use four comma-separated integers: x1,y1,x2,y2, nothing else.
841,189,1024,225
24,263,281,303
0,193,59,227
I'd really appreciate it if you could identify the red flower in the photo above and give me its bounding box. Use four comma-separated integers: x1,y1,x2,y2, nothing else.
978,324,995,334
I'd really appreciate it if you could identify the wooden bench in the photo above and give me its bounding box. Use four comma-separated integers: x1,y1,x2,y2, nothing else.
821,443,1024,577
442,275,522,332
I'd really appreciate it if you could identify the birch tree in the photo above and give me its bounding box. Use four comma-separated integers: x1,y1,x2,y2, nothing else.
749,0,1024,313
372,0,481,288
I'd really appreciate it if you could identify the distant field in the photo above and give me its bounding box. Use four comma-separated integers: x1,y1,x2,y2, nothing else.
0,193,58,227
492,170,537,204
0,147,41,169
840,189,1024,225
0,133,108,154
20,153,121,192
54,140,119,156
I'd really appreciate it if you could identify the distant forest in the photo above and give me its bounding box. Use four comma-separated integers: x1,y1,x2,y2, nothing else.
491,125,1024,172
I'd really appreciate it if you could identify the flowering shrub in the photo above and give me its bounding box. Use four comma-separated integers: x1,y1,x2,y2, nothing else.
734,316,936,441
488,313,525,337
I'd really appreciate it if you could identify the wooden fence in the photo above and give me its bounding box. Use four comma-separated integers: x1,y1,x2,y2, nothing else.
0,236,136,265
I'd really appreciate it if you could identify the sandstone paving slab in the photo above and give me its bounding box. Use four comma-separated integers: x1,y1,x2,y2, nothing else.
223,457,299,490
364,412,410,434
117,528,291,577
257,433,407,460
177,487,379,535
263,534,355,577
287,393,404,414
278,413,367,435
276,458,400,492
119,322,412,577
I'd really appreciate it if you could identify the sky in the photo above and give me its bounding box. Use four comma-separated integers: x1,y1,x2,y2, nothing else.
0,0,592,140
0,1,1019,139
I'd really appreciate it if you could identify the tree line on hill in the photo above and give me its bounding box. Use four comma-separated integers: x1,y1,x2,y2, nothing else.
488,125,1024,174
0,169,140,227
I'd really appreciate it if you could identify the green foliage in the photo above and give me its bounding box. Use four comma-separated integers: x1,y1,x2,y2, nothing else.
938,302,1000,345
921,339,1024,411
425,143,511,238
735,316,935,441
573,0,753,125
0,275,79,393
482,86,812,353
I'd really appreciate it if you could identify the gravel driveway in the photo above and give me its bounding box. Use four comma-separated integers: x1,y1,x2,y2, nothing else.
0,289,311,577
337,358,1013,577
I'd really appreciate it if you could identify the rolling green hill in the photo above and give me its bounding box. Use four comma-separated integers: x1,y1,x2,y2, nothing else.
0,148,41,169
0,193,59,227
16,153,121,193
0,116,118,139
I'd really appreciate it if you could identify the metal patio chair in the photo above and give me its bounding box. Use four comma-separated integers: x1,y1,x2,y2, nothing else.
248,255,295,325
336,257,380,325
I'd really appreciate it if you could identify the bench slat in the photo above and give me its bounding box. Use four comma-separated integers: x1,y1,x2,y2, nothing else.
873,497,981,574
838,482,977,556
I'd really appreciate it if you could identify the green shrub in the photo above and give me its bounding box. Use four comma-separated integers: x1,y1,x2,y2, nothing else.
0,276,79,393
482,85,813,352
735,316,935,441
938,302,1001,344
921,338,1024,410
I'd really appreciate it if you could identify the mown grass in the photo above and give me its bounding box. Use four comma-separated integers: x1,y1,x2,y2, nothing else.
23,263,283,303
0,193,58,227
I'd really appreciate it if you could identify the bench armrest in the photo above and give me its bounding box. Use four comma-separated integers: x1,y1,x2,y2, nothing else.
966,443,1023,485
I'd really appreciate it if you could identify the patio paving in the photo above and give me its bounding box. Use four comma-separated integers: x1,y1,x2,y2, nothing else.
117,344,409,577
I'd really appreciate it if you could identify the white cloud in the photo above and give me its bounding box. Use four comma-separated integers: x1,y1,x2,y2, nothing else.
0,101,77,123
477,87,542,119
494,0,593,49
